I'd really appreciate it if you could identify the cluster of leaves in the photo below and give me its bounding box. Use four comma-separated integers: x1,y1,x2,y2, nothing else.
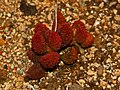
25,10,94,80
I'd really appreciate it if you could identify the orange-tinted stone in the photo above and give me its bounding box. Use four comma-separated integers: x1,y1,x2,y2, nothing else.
0,39,5,46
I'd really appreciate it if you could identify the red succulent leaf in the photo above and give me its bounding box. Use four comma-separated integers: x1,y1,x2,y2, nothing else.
75,27,87,44
32,31,46,54
52,10,66,31
57,10,66,24
26,63,46,80
40,52,60,69
27,49,40,63
72,20,86,30
81,32,94,48
45,30,62,51
34,23,50,36
57,23,73,47
60,47,78,65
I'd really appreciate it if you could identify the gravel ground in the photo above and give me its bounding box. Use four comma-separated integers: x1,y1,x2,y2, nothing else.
0,0,120,90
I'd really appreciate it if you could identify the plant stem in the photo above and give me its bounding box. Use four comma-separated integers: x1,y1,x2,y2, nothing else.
54,0,58,32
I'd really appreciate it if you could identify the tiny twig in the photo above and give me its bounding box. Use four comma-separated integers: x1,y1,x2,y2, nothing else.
54,0,58,32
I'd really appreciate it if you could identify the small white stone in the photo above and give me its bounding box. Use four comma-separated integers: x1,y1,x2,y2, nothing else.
107,42,112,46
118,77,120,82
80,66,83,70
113,9,117,14
94,20,100,26
78,79,85,84
34,85,39,89
17,61,22,65
103,73,107,77
96,82,99,85
118,0,120,3
112,48,116,53
11,64,14,69
107,84,111,88
99,2,104,8
58,61,64,66
7,13,11,17
27,84,35,90
47,13,52,21
86,12,89,16
87,15,94,19
103,0,108,3
112,76,117,79
2,52,6,56
91,10,94,13
106,58,112,63
48,72,53,77
118,50,120,53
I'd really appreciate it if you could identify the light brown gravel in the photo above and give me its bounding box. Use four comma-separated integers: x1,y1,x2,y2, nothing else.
0,0,120,90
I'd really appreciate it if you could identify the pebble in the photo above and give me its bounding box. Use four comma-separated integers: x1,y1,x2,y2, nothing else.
99,2,104,8
118,50,120,53
17,61,22,65
114,16,120,21
4,83,13,90
113,9,117,15
17,69,24,75
114,35,120,39
80,66,83,70
0,38,5,45
112,48,116,53
94,20,100,26
87,70,96,76
78,79,85,84
48,72,53,77
109,2,117,7
15,82,23,88
98,66,104,75
118,0,120,3
100,80,108,87
11,64,14,69
22,33,27,38
114,69,120,76
27,84,35,90
118,77,120,82
47,13,52,21
103,0,108,3
112,23,119,29
34,85,39,89
68,83,83,90
7,13,11,17
107,42,112,46
106,58,112,63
